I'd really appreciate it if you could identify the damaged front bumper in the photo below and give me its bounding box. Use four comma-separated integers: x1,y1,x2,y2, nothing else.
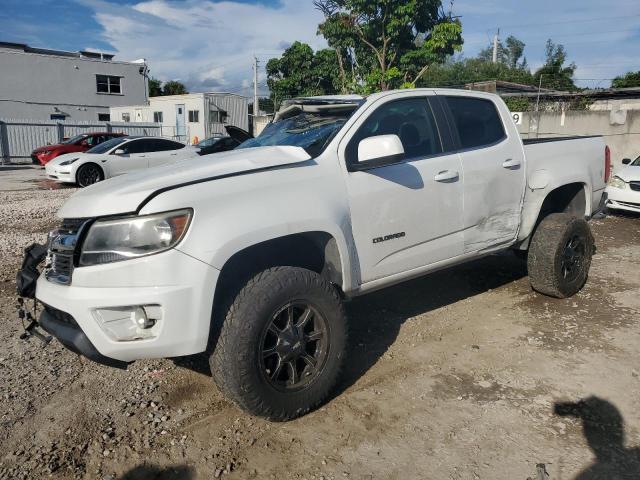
39,305,129,369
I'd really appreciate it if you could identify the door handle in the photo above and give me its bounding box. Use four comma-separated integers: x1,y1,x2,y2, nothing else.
502,158,521,169
434,170,459,182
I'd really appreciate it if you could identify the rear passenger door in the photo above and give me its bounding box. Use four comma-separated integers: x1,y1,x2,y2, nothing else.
145,139,186,167
105,139,150,177
440,94,526,253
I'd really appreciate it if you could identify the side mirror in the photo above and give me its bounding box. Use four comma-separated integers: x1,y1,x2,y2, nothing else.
354,134,405,170
113,148,127,156
622,158,631,165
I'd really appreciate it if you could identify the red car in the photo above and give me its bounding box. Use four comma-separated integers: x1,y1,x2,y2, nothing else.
31,132,125,166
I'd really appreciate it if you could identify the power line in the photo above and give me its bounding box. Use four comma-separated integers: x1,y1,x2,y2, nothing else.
495,13,640,29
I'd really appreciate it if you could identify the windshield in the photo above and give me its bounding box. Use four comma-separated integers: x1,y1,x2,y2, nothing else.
61,134,87,145
237,110,355,157
632,155,640,166
86,136,129,154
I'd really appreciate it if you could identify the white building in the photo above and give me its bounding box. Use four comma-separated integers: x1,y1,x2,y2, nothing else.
111,93,249,144
0,41,148,121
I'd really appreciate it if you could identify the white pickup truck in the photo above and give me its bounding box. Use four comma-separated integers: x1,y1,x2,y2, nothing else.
21,89,609,421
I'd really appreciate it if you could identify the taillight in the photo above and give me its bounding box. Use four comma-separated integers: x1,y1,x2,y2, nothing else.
604,145,612,183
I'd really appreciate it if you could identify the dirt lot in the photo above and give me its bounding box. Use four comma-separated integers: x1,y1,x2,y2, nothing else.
0,168,639,480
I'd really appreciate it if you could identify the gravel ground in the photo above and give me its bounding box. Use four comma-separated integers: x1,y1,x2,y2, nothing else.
0,174,639,479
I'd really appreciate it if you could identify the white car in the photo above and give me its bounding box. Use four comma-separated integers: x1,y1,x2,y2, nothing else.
45,136,198,187
605,155,640,214
25,89,608,420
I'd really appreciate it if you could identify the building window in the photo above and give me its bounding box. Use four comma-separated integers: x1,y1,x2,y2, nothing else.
98,113,111,122
188,110,200,123
122,113,131,122
210,110,228,123
50,114,66,121
153,111,163,123
96,75,122,94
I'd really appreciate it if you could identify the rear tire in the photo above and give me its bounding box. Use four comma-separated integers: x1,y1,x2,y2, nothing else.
210,267,347,421
76,163,104,187
527,213,594,298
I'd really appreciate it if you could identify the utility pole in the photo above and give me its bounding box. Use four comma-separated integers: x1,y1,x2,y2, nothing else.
492,28,500,63
253,56,259,120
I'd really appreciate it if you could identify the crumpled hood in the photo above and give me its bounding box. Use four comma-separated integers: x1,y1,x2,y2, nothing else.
615,165,640,183
57,146,312,218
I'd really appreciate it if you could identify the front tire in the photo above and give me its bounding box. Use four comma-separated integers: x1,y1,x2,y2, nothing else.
210,267,347,421
527,213,594,298
76,163,104,187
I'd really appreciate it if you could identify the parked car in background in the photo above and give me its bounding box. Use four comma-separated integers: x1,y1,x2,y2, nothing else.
606,155,640,213
45,136,198,187
196,126,253,156
31,132,125,166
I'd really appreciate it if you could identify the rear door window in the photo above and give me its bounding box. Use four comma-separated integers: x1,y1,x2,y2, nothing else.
445,96,506,150
147,139,185,151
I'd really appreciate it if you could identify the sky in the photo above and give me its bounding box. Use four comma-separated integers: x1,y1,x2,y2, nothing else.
1,0,639,96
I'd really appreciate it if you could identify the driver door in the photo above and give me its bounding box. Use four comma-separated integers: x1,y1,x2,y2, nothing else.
340,95,464,284
103,139,150,177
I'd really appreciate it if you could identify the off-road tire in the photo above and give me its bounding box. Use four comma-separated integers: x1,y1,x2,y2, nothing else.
76,163,104,187
209,267,347,421
527,213,594,298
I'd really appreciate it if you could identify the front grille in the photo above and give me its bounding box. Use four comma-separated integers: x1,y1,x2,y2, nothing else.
45,218,91,285
630,181,640,192
50,252,74,281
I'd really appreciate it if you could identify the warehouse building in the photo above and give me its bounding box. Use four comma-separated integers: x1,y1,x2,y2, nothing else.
110,93,249,144
0,41,148,121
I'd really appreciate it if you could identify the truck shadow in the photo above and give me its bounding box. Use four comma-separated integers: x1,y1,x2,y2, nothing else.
174,253,528,402
554,396,640,479
333,251,527,398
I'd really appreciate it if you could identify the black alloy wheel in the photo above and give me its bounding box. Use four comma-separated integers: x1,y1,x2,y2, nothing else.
259,302,329,392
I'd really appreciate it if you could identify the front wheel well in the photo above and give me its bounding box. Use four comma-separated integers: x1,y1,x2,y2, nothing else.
209,232,345,347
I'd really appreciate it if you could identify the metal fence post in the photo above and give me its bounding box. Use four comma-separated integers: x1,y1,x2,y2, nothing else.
0,121,10,165
57,122,65,142
106,122,112,133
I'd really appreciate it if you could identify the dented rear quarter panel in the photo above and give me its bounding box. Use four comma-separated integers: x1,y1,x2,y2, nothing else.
519,136,607,242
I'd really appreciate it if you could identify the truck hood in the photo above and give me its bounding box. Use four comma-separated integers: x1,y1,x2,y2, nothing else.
615,165,640,183
57,146,312,218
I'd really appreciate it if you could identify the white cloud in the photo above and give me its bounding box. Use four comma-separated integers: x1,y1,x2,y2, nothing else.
83,0,326,94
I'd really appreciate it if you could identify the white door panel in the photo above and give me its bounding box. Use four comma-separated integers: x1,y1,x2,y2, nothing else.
340,95,464,284
347,155,464,282
458,141,525,252
440,94,526,253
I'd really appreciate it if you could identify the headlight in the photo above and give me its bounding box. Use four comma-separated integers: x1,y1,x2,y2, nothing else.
59,157,79,166
41,150,52,155
79,209,192,266
609,176,627,189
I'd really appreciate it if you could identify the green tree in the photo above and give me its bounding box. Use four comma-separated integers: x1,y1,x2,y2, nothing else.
419,57,535,89
533,39,577,91
266,42,343,108
315,0,462,92
612,71,640,88
162,80,188,96
148,77,163,97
